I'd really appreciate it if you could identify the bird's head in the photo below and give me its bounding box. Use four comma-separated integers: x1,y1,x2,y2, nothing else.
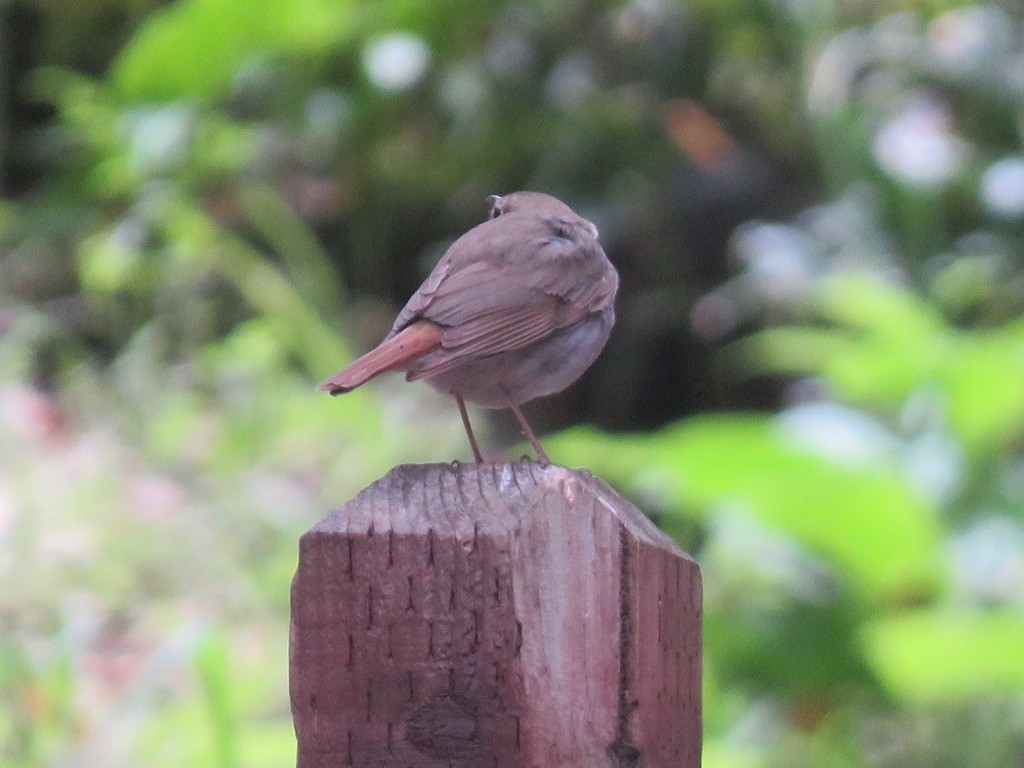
487,192,600,240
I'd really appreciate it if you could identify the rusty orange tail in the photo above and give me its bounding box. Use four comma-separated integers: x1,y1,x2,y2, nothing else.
318,320,443,395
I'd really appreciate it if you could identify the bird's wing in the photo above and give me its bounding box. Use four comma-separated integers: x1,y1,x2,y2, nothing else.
398,211,616,322
383,211,616,381
503,217,619,313
405,218,610,380
383,250,455,342
406,297,588,382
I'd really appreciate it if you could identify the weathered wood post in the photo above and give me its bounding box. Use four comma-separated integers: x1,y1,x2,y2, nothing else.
290,462,701,767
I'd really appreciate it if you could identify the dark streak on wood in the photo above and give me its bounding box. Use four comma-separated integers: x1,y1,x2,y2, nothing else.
609,525,641,767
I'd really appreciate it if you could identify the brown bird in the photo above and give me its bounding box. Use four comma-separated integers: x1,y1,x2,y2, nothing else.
318,191,618,465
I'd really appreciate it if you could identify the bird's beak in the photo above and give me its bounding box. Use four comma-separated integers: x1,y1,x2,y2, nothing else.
488,194,503,205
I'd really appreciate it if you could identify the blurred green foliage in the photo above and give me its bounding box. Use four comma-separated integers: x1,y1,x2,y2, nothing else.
2,0,1024,766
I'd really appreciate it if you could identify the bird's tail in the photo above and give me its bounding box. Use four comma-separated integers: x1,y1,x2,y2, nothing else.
317,320,443,395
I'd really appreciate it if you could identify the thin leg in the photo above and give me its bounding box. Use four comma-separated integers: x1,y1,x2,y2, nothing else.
509,402,550,466
455,393,484,463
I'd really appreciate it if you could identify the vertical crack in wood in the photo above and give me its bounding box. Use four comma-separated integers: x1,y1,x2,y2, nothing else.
610,523,642,767
454,464,467,506
506,463,525,502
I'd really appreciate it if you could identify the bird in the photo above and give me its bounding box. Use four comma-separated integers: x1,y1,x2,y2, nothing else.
318,191,618,465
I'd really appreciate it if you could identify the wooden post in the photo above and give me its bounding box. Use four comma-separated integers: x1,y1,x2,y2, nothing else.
290,462,701,767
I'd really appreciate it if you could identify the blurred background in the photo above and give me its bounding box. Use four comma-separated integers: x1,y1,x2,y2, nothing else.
2,0,1024,765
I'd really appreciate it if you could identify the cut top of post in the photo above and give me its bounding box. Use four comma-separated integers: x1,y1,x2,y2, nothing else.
306,462,688,555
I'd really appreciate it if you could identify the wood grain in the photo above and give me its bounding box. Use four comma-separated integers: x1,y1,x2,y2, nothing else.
290,462,701,767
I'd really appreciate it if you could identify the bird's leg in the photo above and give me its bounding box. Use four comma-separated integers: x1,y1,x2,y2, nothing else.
455,393,484,463
509,403,550,466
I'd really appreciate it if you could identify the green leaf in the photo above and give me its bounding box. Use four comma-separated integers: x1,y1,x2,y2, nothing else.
821,274,945,347
196,627,238,768
737,327,855,377
703,741,766,768
863,610,1024,700
550,415,943,601
739,327,931,404
943,327,1024,451
739,276,950,406
77,229,142,295
237,182,343,319
113,0,355,100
